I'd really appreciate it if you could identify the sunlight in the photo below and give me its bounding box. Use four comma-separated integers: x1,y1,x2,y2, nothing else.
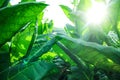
86,2,107,24
10,0,21,5
10,0,73,28
37,0,73,28
43,5,71,28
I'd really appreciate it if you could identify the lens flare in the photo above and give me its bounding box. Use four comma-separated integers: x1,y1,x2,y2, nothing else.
86,2,107,24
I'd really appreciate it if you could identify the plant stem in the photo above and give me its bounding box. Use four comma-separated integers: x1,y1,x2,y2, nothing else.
56,41,87,70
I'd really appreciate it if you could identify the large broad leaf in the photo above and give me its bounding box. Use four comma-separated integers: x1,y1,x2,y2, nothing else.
54,42,94,80
53,44,76,65
27,36,59,62
57,34,120,72
9,61,58,80
0,2,47,47
10,23,35,63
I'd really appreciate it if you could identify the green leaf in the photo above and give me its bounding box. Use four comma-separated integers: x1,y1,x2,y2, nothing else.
77,0,92,11
55,41,93,80
39,52,57,61
57,34,120,72
9,61,58,80
81,25,106,44
21,0,35,3
0,43,9,54
37,12,44,34
0,0,9,8
28,36,58,62
0,43,10,80
0,2,47,47
29,34,50,57
60,5,72,17
53,44,76,65
60,5,75,22
39,20,54,34
10,23,35,63
65,24,79,38
0,0,5,7
108,0,120,38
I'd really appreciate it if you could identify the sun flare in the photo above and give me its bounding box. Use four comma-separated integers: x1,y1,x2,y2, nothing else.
86,2,107,24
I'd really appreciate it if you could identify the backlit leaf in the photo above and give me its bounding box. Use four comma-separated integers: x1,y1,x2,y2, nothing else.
10,23,35,63
9,61,58,80
0,2,47,47
57,34,120,72
21,0,35,3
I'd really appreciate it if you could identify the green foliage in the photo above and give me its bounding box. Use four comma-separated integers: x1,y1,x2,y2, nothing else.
27,36,58,62
0,0,120,80
59,0,120,79
0,0,5,7
60,5,74,22
0,43,10,80
0,0,9,8
9,61,58,80
108,0,120,38
10,23,35,63
77,0,92,11
0,2,47,47
53,44,76,65
57,34,120,72
21,0,35,3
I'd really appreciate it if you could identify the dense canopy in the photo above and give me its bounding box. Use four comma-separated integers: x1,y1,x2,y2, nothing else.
0,0,120,80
